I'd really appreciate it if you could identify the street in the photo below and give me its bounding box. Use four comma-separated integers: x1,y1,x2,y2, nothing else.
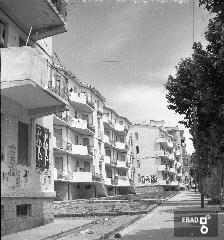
119,191,224,240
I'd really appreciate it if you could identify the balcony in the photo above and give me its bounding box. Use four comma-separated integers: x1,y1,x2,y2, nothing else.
0,0,67,41
116,160,128,169
114,124,128,134
155,151,169,159
156,137,174,150
104,135,114,147
54,112,71,127
117,176,130,186
177,172,182,178
72,172,93,183
70,92,95,113
53,137,72,154
71,145,93,159
111,178,118,185
170,181,179,186
115,142,127,152
97,110,103,118
70,118,95,135
168,154,175,161
105,178,112,186
104,156,111,165
98,130,103,140
99,154,104,162
102,116,114,130
157,164,168,172
53,168,73,181
157,180,167,185
1,47,69,117
169,168,176,175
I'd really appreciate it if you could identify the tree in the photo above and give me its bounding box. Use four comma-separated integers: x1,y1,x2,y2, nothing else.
165,15,224,206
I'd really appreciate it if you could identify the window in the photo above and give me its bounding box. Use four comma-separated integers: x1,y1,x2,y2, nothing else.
138,174,141,183
18,121,28,165
97,119,100,129
137,160,140,168
75,135,79,145
77,185,80,189
120,137,124,143
83,138,89,146
135,132,138,140
119,120,123,125
136,146,139,154
106,150,111,157
85,185,91,190
98,141,101,153
16,204,31,217
0,20,6,48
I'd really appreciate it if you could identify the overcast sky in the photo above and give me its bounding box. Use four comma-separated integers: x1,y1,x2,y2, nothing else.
53,0,210,154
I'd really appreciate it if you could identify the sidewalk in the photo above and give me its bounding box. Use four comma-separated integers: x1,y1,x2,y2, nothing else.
120,190,224,240
2,218,95,240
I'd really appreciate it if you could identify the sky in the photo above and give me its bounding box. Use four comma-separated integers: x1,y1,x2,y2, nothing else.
53,0,211,154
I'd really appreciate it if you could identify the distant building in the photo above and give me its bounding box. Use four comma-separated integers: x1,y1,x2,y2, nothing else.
1,0,68,235
102,106,134,195
129,120,187,192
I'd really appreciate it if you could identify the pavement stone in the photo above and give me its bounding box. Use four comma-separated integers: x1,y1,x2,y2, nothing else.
2,218,95,240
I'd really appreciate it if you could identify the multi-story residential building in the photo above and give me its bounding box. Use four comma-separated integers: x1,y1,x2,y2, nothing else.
52,67,108,200
165,126,187,189
129,120,187,192
1,0,68,235
102,106,134,195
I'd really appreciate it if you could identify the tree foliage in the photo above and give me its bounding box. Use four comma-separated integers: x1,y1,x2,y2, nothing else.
165,16,224,167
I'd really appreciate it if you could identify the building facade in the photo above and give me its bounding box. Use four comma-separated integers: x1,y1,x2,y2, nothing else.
52,67,108,200
102,106,134,195
129,120,187,192
1,0,68,235
51,68,134,200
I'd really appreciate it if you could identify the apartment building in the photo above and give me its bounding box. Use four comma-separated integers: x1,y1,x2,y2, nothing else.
1,0,68,235
165,126,187,189
102,106,134,195
129,120,187,192
52,67,108,200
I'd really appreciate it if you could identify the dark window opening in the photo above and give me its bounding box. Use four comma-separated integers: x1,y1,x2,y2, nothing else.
77,185,80,189
0,20,6,48
16,204,31,217
18,121,29,165
136,146,139,154
85,185,91,190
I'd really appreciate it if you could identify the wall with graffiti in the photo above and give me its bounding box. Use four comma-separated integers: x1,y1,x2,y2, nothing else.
140,174,158,184
1,101,54,197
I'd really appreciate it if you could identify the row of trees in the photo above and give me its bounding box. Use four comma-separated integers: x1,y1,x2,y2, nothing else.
165,0,224,208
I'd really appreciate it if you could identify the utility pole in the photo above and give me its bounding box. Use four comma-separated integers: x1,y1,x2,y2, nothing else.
193,105,204,208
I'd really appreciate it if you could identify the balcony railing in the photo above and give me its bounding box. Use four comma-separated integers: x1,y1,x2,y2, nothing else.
87,123,95,133
98,131,103,140
92,173,103,182
87,146,93,156
97,110,103,118
55,112,71,123
111,178,118,185
56,169,73,181
111,158,117,166
55,138,72,152
86,98,95,110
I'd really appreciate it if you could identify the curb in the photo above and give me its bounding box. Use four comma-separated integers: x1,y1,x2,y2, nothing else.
42,220,98,240
97,203,158,240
